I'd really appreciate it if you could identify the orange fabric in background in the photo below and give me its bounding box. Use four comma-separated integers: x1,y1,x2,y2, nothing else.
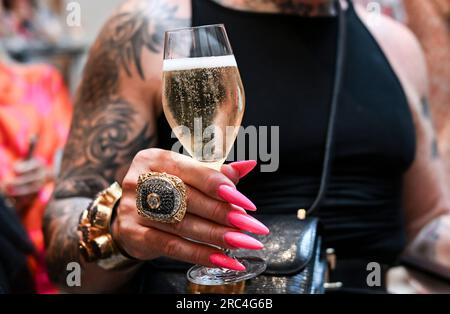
0,61,72,293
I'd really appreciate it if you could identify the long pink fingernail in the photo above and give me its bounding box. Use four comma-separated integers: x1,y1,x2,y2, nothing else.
224,232,264,250
230,160,257,178
209,253,246,271
218,185,256,211
227,210,269,235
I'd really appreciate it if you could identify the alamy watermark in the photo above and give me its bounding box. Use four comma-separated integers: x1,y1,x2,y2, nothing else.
366,262,382,287
66,1,81,27
65,260,383,288
366,2,382,27
169,118,280,172
66,262,81,287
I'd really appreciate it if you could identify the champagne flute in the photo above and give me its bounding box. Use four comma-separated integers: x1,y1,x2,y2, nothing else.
162,24,266,286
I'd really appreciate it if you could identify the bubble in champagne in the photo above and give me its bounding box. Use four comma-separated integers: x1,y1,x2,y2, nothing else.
162,56,245,167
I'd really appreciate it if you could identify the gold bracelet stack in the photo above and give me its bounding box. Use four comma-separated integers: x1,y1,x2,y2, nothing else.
78,182,133,270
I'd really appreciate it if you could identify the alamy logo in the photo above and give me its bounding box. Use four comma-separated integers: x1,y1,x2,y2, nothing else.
366,262,381,287
170,120,280,172
66,2,81,27
66,262,81,287
366,2,382,27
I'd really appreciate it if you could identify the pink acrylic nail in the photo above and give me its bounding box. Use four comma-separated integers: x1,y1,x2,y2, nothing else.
224,232,264,250
209,253,246,271
227,210,269,235
230,160,257,178
218,185,256,211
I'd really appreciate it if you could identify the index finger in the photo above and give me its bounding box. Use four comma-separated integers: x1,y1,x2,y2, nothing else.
126,149,256,210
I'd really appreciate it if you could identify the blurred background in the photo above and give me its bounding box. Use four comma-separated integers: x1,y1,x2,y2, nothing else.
0,0,123,91
0,0,449,294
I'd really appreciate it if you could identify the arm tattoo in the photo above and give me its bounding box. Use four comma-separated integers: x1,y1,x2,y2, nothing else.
56,0,187,199
421,97,431,119
405,216,450,274
43,198,90,285
55,99,156,198
44,0,188,285
415,219,440,259
109,1,188,79
78,0,188,111
431,139,439,160
421,97,440,159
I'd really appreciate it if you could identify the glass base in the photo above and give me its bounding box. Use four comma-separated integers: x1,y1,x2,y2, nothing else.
187,256,266,286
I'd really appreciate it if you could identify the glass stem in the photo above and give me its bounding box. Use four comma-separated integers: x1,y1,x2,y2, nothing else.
224,248,235,258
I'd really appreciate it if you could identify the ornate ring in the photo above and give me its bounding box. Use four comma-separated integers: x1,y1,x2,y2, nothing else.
136,172,187,224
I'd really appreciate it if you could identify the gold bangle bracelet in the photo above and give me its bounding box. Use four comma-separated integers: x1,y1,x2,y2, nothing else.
77,182,133,270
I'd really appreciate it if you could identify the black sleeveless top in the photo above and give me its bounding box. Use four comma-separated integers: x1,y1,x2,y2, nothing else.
157,0,416,264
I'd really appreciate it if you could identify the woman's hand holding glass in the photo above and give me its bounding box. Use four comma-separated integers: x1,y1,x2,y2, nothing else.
112,149,268,270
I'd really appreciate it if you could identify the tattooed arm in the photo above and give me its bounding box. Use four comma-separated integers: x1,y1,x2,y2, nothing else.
390,23,450,274
355,5,450,277
402,92,450,276
43,0,190,292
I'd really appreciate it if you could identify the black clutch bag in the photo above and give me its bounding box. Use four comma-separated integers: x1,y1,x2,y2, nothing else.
135,0,347,294
135,214,327,294
233,215,327,294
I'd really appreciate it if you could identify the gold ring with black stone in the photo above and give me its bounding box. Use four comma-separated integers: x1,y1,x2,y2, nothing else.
136,172,187,224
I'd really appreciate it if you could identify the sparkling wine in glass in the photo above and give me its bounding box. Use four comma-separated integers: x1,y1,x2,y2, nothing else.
162,24,266,286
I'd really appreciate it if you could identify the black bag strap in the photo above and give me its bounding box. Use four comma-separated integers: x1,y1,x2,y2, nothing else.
307,0,348,215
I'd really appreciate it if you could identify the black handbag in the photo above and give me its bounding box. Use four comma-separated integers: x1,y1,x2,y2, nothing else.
136,215,326,294
233,215,327,294
135,0,347,294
